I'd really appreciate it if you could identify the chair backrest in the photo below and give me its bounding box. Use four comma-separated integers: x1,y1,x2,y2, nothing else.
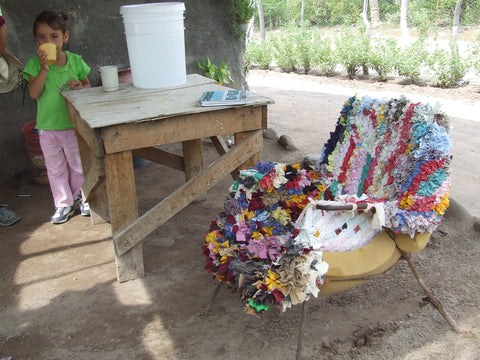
318,95,452,236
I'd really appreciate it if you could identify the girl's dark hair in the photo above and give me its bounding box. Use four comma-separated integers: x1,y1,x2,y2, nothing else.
33,11,69,35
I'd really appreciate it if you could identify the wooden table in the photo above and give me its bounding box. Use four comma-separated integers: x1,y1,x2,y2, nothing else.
63,74,273,282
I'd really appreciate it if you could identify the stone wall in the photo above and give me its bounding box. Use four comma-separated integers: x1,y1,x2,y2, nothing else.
0,0,246,184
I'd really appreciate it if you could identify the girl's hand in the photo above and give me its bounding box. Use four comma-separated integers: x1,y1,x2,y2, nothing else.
67,79,84,90
68,77,91,91
37,48,50,72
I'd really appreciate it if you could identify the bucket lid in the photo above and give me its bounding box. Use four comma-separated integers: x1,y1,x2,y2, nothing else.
120,2,185,16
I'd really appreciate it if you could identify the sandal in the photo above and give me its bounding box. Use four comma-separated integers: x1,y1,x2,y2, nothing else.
0,205,21,227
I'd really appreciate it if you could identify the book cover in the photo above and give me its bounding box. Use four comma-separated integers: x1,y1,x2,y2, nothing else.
200,89,248,106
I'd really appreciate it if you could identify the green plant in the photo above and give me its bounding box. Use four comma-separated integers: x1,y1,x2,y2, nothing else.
198,58,234,85
271,29,297,73
429,41,469,88
334,27,371,79
467,32,480,76
245,40,273,71
395,37,429,84
294,26,316,74
370,38,399,81
310,35,337,76
229,0,255,39
409,7,435,37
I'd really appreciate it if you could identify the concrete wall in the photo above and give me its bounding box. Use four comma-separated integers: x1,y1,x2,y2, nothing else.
0,0,246,184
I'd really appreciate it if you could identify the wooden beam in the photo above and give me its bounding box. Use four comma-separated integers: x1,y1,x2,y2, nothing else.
102,106,263,154
210,135,230,155
113,130,263,256
210,136,238,180
234,131,261,174
132,147,185,171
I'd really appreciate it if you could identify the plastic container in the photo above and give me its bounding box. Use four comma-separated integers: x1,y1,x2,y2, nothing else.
21,121,49,185
120,2,186,89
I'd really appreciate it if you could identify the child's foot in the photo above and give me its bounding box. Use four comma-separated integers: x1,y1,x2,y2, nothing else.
51,206,75,224
0,205,21,227
79,201,90,216
75,196,90,217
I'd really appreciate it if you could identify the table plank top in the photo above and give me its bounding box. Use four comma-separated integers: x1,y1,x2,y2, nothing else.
62,74,273,129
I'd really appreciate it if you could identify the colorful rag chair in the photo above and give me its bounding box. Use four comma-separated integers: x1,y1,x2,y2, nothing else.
203,95,459,356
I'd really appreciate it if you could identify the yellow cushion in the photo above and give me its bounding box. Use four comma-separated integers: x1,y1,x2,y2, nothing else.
320,231,401,296
395,232,430,253
323,231,401,279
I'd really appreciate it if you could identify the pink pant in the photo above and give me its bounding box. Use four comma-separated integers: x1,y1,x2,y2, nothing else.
39,129,84,208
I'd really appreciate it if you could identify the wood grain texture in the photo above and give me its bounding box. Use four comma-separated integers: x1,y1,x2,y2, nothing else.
114,130,263,256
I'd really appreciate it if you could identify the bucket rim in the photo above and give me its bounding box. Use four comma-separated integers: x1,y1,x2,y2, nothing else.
120,2,185,16
21,120,37,134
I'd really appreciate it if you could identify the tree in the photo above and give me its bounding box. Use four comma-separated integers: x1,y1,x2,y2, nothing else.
362,0,371,38
257,0,266,41
452,0,463,40
301,0,305,22
369,0,381,27
400,0,409,43
361,0,371,75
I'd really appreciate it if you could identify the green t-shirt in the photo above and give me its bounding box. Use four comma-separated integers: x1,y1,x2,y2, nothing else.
23,51,90,130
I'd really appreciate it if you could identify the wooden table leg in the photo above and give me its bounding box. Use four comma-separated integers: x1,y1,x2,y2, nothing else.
183,139,206,201
75,130,108,224
104,151,144,282
88,181,109,224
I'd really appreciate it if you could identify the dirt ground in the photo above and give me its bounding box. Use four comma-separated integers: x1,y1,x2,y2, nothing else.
1,69,480,360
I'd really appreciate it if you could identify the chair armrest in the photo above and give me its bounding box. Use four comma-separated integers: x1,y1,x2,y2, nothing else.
315,203,371,212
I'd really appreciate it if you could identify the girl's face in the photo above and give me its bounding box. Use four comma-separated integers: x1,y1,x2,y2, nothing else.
35,22,69,54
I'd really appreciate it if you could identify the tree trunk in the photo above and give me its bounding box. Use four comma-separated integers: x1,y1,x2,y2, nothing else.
400,0,409,44
369,0,381,28
301,0,305,23
362,0,371,38
362,0,370,75
257,0,265,41
452,0,463,41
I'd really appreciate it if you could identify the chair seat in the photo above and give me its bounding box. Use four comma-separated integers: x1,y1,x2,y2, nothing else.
324,231,401,279
320,231,403,295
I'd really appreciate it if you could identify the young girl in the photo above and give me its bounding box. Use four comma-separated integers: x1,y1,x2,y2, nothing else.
23,11,91,224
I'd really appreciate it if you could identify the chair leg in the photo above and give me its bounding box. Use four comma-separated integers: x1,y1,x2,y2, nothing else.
296,301,307,360
203,282,222,315
402,252,462,333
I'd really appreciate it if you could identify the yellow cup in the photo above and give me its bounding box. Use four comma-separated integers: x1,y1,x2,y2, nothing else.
39,43,57,65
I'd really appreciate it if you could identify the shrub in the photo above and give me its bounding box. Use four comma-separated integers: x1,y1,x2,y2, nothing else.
429,41,469,88
467,33,480,76
311,34,337,76
395,37,429,84
294,26,316,74
271,28,297,73
334,27,371,79
245,40,273,71
370,37,400,81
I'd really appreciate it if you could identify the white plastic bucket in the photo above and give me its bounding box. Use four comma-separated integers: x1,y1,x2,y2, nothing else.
120,2,186,89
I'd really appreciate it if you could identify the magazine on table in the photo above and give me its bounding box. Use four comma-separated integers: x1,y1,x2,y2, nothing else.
199,89,249,106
